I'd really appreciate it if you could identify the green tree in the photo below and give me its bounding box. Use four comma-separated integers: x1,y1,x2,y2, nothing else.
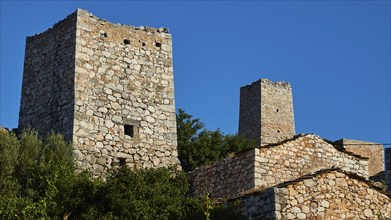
0,129,22,219
86,167,190,220
0,127,247,220
0,129,80,219
176,108,205,171
176,109,255,172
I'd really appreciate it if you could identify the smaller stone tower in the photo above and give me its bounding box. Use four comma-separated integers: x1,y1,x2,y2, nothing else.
238,78,295,146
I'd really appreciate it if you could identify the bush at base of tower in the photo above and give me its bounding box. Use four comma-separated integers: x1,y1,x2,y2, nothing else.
0,129,245,220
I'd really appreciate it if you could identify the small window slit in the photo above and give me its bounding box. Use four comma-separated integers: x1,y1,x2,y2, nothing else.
124,124,134,137
124,39,130,45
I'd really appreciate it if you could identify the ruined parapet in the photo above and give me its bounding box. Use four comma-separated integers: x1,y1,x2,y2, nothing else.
238,78,295,146
334,139,384,177
19,9,180,176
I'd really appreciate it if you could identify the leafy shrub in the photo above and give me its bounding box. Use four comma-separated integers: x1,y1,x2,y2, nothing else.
0,129,76,219
0,128,246,219
85,167,190,220
176,108,255,172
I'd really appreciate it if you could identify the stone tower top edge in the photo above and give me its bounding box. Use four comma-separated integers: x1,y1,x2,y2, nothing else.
76,8,170,34
240,78,292,91
238,76,295,146
26,10,78,40
27,8,171,40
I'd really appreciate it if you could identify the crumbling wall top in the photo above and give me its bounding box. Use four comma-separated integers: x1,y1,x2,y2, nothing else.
27,8,170,41
241,78,291,91
76,8,170,33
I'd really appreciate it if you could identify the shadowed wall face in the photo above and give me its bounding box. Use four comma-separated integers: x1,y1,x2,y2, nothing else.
18,12,77,141
239,78,295,146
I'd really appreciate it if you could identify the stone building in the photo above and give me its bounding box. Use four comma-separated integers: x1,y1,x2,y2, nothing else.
190,78,390,219
238,79,295,146
18,9,180,176
190,133,369,199
334,138,384,177
237,169,391,219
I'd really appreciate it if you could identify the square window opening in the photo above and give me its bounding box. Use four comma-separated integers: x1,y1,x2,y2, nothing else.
124,39,131,45
124,124,134,137
119,158,126,167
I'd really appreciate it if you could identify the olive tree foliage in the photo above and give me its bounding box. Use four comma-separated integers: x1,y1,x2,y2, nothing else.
0,107,251,219
176,108,255,172
0,129,77,219
0,130,194,219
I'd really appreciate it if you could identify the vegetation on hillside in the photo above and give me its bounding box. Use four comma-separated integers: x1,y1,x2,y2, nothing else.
0,109,250,219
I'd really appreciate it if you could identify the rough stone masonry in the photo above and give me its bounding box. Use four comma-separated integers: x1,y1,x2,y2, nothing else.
18,9,180,176
191,77,389,219
238,79,295,146
17,8,390,219
190,134,369,199
237,169,391,220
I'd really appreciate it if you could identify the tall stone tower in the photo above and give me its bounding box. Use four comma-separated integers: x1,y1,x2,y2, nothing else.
18,9,180,176
238,78,295,146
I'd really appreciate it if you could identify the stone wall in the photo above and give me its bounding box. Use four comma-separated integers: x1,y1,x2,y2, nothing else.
191,134,368,198
335,138,384,177
238,169,391,220
18,11,77,141
259,79,295,145
72,9,180,176
19,9,180,176
238,81,261,145
238,188,277,220
386,148,391,193
254,134,368,191
189,149,255,199
190,134,368,199
238,79,295,146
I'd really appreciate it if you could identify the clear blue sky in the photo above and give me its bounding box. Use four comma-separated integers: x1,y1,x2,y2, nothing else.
1,1,390,145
